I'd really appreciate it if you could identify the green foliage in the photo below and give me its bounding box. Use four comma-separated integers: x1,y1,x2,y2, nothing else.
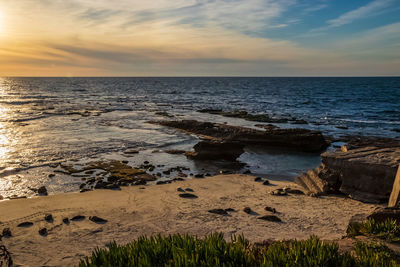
79,234,400,267
258,236,355,267
347,219,400,242
354,241,398,267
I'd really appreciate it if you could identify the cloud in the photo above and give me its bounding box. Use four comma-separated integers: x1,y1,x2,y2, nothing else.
327,0,394,28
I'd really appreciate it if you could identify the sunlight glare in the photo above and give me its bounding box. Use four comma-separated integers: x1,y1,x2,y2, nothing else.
0,10,3,35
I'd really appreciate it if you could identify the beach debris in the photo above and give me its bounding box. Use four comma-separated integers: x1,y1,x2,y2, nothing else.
265,206,277,213
38,228,48,236
44,214,54,223
208,209,228,215
177,187,185,192
179,193,198,199
258,215,282,222
89,216,108,224
1,228,11,238
38,186,48,196
254,177,263,182
62,218,70,225
243,207,253,214
270,189,287,196
17,222,33,228
263,180,270,185
71,215,85,221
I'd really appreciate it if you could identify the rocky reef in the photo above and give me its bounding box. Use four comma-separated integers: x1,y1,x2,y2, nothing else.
296,138,400,202
154,120,328,154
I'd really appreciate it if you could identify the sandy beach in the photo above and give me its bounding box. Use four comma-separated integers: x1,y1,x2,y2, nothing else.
0,174,378,266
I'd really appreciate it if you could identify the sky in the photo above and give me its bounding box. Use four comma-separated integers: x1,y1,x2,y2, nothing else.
0,0,399,76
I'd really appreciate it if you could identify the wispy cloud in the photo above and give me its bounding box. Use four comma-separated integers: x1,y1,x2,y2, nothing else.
327,0,394,28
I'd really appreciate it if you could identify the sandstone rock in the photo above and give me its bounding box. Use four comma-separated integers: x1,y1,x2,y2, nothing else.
296,144,400,202
154,120,328,152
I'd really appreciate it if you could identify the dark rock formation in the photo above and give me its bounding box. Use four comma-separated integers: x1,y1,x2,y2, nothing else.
258,215,282,222
71,215,85,221
243,207,252,214
185,141,244,161
296,143,400,202
44,214,53,223
154,120,328,153
89,216,108,224
38,228,48,236
208,209,228,215
179,193,198,199
265,206,277,213
1,228,11,238
17,222,33,228
38,186,48,196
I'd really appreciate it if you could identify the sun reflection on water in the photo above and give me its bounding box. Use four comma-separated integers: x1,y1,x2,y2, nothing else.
0,78,11,166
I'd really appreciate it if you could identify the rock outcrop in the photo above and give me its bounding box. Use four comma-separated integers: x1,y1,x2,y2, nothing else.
296,143,400,202
185,141,244,161
154,120,328,153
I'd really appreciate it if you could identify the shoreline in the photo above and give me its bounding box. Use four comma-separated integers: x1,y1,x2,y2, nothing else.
0,174,378,266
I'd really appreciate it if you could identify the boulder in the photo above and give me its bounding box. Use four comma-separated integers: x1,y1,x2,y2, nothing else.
185,141,244,161
154,120,328,153
38,186,48,196
295,143,400,202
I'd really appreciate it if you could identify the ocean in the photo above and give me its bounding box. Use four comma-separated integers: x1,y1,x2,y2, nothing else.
0,77,399,198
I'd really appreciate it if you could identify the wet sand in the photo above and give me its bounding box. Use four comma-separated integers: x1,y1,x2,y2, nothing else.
0,174,378,266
